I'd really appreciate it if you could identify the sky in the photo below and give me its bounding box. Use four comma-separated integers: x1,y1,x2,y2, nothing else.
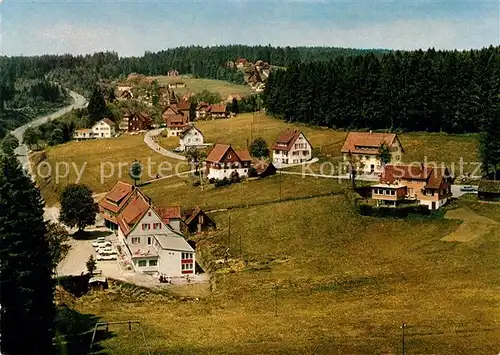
0,0,498,56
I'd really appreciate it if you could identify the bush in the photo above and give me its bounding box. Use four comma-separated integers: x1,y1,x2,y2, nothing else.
208,178,216,184
230,171,240,183
248,167,258,178
358,203,431,218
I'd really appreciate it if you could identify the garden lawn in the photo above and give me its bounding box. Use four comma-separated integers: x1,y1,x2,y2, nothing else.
33,134,189,206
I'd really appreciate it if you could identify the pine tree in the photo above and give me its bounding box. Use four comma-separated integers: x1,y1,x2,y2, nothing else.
87,87,107,124
0,154,55,355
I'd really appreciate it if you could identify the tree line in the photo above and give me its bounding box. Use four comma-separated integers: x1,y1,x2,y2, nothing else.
264,46,500,134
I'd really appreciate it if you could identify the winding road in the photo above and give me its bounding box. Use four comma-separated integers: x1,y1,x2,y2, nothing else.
12,91,88,173
144,128,186,161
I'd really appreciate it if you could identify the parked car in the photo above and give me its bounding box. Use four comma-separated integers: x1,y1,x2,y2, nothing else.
91,237,106,247
460,185,478,192
94,241,112,252
96,246,116,255
96,254,117,261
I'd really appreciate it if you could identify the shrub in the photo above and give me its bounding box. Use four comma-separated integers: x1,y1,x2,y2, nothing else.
208,178,216,184
358,203,431,218
230,171,240,183
248,167,258,178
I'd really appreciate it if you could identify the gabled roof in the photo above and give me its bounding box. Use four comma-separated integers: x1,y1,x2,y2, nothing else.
209,104,227,114
155,206,181,225
98,181,134,213
183,207,215,227
379,164,452,190
206,144,252,163
116,192,151,236
341,132,402,155
177,101,191,111
102,118,115,127
180,125,204,139
165,114,188,127
478,179,500,194
227,94,243,101
162,105,180,115
271,129,310,152
196,102,209,110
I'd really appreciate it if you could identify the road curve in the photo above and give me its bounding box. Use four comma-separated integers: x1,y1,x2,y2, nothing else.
12,91,87,172
144,128,186,161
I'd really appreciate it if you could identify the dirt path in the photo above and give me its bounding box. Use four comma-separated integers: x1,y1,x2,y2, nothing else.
441,205,499,242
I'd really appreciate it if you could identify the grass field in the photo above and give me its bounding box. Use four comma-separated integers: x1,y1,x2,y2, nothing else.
33,134,189,206
150,76,252,98
162,113,481,175
65,191,500,354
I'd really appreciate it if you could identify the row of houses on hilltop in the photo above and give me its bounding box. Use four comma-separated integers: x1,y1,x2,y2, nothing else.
98,181,216,276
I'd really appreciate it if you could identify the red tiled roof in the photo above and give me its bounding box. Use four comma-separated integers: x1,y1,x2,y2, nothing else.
236,149,252,161
206,144,230,163
162,105,180,115
271,129,308,152
209,104,227,114
98,181,134,213
102,118,115,126
380,164,452,190
196,102,209,110
117,193,150,236
165,114,188,127
177,101,191,111
155,206,181,225
341,132,401,154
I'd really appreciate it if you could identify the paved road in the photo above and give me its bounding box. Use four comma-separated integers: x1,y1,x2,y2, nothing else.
12,91,87,173
144,128,186,161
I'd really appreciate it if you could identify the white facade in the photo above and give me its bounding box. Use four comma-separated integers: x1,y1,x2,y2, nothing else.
180,127,204,151
117,207,195,277
92,120,116,139
419,197,449,210
73,129,94,140
342,139,403,175
272,133,312,165
207,167,249,180
167,126,184,137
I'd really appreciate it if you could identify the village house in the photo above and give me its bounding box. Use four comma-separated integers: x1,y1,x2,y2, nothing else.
162,104,180,120
478,179,500,201
196,102,210,120
182,207,216,234
179,125,205,152
99,181,195,277
251,161,277,178
167,69,179,76
226,94,243,103
205,144,252,180
371,164,453,210
120,112,153,132
272,129,313,165
119,90,133,100
176,101,192,120
209,104,228,119
168,82,186,89
341,132,404,175
92,118,116,138
235,58,248,69
73,129,94,140
165,114,189,137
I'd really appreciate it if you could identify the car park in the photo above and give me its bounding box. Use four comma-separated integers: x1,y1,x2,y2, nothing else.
94,241,112,252
96,254,117,261
91,237,107,247
97,246,117,255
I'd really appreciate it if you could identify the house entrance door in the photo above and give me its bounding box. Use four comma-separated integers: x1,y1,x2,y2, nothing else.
431,201,436,210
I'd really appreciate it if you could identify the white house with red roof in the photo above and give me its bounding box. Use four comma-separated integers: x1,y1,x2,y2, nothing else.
98,181,195,277
179,125,205,152
341,132,404,175
91,118,116,138
271,129,312,166
205,144,252,180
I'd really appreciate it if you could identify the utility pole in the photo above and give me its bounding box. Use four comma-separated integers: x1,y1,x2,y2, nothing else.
228,208,231,249
279,169,282,201
274,285,278,317
401,323,407,355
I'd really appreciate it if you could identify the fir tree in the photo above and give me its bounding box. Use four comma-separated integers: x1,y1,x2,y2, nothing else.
0,154,55,355
59,184,98,232
87,87,107,124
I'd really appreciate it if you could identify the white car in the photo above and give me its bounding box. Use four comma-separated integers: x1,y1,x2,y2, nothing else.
97,246,117,255
96,254,117,261
94,242,112,252
91,237,107,247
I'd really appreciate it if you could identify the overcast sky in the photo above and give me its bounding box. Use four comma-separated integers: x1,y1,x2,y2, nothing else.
0,0,498,56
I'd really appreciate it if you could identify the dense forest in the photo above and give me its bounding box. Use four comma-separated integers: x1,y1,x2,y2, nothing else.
0,45,386,98
263,46,500,134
